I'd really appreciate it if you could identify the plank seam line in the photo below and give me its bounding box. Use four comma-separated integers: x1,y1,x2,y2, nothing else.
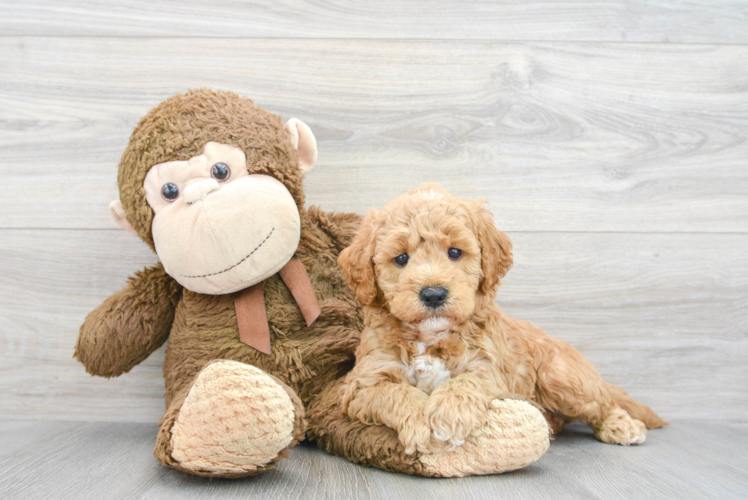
0,35,747,47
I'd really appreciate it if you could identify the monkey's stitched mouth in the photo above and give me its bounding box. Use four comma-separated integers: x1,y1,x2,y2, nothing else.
180,227,275,279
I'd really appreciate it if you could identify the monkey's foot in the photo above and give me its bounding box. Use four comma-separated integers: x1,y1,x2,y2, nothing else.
595,408,647,445
170,360,296,476
418,399,550,477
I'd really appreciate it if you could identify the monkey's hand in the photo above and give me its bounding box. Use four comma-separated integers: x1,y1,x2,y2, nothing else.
74,263,181,377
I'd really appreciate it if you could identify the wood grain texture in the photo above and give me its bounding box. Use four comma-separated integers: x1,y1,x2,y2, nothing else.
1,3,747,479
1,421,747,499
1,229,745,423
2,1,748,43
1,38,746,232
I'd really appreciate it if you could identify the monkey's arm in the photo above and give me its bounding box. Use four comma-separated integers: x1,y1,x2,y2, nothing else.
74,263,182,378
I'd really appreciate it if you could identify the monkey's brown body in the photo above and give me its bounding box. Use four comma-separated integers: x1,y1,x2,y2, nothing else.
75,90,549,478
154,208,365,476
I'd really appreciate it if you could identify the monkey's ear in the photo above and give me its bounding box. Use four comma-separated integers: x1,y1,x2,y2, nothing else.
109,200,138,237
284,118,317,174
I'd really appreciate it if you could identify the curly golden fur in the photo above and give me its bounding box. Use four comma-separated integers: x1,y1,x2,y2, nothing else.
338,184,666,454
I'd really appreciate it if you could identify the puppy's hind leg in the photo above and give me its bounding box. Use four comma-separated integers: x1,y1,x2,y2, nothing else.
605,382,667,429
534,339,650,446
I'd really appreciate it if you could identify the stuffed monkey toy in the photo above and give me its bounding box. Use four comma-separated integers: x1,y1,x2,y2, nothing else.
74,89,549,478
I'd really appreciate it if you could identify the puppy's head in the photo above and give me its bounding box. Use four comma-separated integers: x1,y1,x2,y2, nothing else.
339,184,512,332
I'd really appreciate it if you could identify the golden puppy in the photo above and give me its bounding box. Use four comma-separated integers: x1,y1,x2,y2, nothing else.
338,184,666,455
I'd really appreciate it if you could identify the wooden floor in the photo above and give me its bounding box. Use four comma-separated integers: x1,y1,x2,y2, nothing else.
1,1,747,498
1,421,746,500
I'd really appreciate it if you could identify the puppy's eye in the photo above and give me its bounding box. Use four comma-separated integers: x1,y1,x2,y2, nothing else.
448,248,462,260
394,253,409,267
161,182,180,201
211,162,231,181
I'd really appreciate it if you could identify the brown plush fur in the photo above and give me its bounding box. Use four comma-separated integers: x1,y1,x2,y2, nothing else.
75,264,181,377
117,90,306,252
337,185,666,452
76,90,479,478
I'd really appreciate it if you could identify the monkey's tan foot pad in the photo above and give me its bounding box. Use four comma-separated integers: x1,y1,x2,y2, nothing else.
170,360,296,475
419,399,550,477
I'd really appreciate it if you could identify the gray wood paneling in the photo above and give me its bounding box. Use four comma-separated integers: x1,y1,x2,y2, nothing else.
1,229,745,423
1,38,746,232
1,0,747,497
0,0,746,463
1,421,747,499
2,1,748,44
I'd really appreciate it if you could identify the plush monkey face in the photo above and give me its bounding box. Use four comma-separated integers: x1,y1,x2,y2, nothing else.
109,90,318,295
142,142,301,294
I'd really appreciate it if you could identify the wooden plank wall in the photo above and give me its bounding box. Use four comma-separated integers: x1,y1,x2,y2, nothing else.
0,1,746,424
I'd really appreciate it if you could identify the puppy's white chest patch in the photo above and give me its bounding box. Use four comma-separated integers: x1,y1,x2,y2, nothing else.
404,351,451,395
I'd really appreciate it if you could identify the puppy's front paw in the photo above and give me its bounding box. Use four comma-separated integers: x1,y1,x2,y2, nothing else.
425,393,486,448
398,415,435,455
595,408,647,445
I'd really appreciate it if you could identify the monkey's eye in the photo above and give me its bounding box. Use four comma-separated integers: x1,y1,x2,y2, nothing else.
394,253,409,267
211,162,231,181
161,182,180,202
448,248,462,260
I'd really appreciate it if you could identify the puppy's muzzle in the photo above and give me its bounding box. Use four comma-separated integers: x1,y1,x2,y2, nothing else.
420,286,448,309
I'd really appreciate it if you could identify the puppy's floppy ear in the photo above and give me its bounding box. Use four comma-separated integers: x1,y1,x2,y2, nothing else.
472,202,513,296
338,210,380,306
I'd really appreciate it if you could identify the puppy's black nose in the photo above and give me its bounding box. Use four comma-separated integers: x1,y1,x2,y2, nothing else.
420,287,448,309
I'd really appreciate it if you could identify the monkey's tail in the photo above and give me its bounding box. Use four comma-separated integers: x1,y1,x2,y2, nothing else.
605,382,668,429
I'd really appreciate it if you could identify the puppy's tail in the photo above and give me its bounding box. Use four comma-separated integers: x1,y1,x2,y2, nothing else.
605,382,668,428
